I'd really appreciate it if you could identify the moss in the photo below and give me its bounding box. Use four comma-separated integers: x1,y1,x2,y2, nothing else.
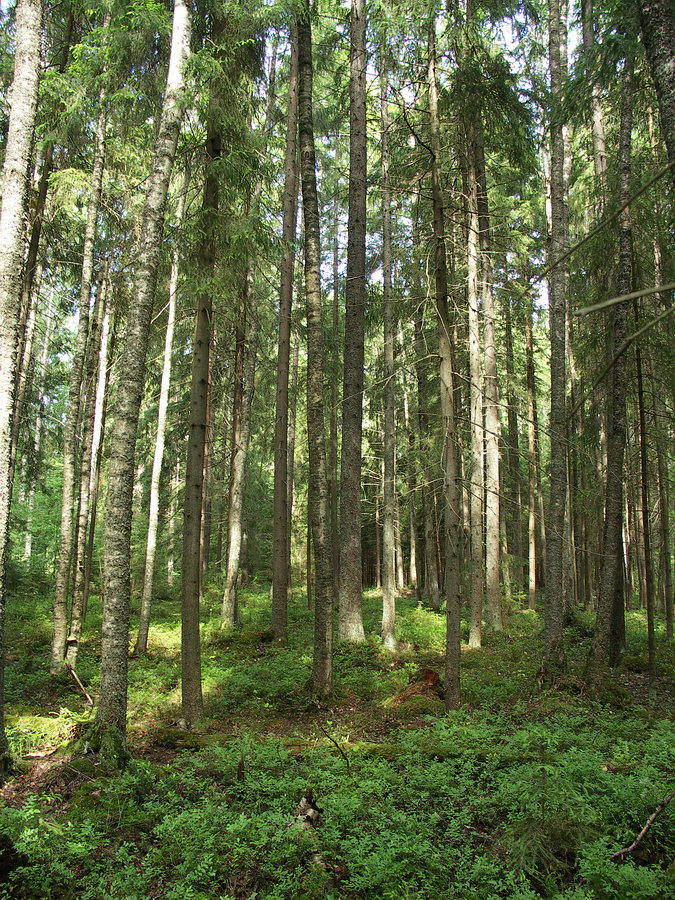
76,722,129,771
152,727,233,751
393,696,445,719
340,741,406,760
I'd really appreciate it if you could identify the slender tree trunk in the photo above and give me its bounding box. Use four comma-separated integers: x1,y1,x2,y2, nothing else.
543,0,569,677
656,422,673,639
587,60,633,690
183,116,220,726
0,0,41,777
475,124,502,630
381,50,396,650
288,334,300,594
298,2,333,696
338,0,367,643
272,25,299,641
525,295,538,609
330,177,341,595
91,0,190,760
427,23,461,707
222,276,256,627
466,124,485,647
638,0,675,187
134,180,186,655
65,271,108,666
50,97,108,673
503,292,523,593
401,370,419,597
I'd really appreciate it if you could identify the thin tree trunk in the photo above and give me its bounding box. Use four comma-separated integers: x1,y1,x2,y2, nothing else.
656,421,673,639
272,25,299,641
183,115,219,726
288,334,300,595
503,291,523,592
298,1,333,696
51,96,108,673
338,0,367,643
134,179,186,655
427,23,461,707
587,60,633,690
0,0,42,779
65,270,107,666
330,177,340,596
91,0,190,760
543,0,569,677
381,48,396,649
222,276,256,628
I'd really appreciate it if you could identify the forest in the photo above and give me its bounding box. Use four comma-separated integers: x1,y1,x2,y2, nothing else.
0,0,673,896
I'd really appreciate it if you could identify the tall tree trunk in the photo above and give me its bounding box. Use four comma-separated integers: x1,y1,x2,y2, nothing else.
90,0,190,760
134,179,186,655
638,0,675,187
543,0,569,677
338,0,367,643
65,270,107,666
655,421,673,639
330,176,341,596
182,116,219,726
466,124,485,647
222,276,256,627
587,60,633,690
525,294,538,609
427,23,461,707
298,1,333,696
272,25,299,641
503,291,523,592
475,123,502,630
50,97,108,673
381,49,397,650
288,333,300,594
0,0,41,779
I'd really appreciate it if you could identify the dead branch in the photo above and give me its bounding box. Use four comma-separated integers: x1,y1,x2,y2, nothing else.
611,790,675,861
64,661,94,707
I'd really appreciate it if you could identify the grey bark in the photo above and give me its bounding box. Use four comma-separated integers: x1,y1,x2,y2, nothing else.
51,96,107,673
638,0,675,188
272,26,299,641
543,0,569,677
91,0,190,760
0,0,41,778
134,179,186,655
298,2,333,696
338,0,367,643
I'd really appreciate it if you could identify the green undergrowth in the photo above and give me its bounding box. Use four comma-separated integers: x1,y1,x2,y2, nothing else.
1,583,674,899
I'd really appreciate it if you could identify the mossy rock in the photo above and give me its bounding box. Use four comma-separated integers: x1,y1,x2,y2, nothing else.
339,741,407,760
598,678,632,709
394,696,445,719
153,727,233,751
620,653,649,674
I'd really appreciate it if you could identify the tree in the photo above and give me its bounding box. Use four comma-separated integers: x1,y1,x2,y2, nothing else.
88,0,191,761
0,0,42,779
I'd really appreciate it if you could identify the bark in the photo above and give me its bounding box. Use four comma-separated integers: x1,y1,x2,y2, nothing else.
581,0,608,207
381,51,397,651
222,276,256,627
400,370,419,597
475,124,502,630
0,0,41,779
543,0,569,677
656,423,673,639
23,300,51,561
288,334,300,594
91,0,190,760
298,2,333,696
587,61,633,691
638,0,675,188
272,25,299,641
428,24,461,708
329,178,340,596
503,292,524,591
466,124,485,648
51,95,108,673
183,120,219,726
65,270,107,666
134,179,186,655
338,0,367,643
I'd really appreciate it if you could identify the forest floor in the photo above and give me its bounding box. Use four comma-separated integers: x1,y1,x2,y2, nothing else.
0,581,674,900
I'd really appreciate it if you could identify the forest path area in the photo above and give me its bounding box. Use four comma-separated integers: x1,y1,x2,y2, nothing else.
1,586,674,899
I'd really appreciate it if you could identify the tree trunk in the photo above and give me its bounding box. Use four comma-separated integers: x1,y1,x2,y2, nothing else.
638,0,675,187
587,60,633,690
222,275,256,627
91,0,190,761
427,23,461,707
543,0,569,678
503,292,523,594
134,179,186,655
65,270,108,667
51,96,108,673
0,0,41,779
298,1,333,696
288,334,300,594
272,25,299,641
381,49,397,650
338,0,367,643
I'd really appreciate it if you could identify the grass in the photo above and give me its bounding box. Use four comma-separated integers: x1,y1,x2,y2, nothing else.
0,580,674,899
